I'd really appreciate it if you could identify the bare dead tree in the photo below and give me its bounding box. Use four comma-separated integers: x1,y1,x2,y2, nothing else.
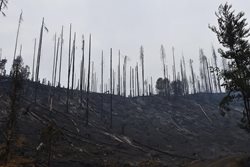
112,70,115,94
35,18,47,103
160,45,167,79
172,47,177,82
136,62,140,96
71,33,76,92
31,38,37,82
101,51,104,93
91,61,94,92
51,34,57,87
66,24,72,113
118,50,121,96
182,55,189,94
49,34,59,111
212,46,222,93
13,11,23,64
80,35,85,103
206,58,213,93
140,46,145,96
0,48,2,61
134,67,137,96
101,51,104,118
151,77,153,95
189,59,196,94
53,37,60,85
161,45,167,95
123,56,128,97
199,49,212,93
132,67,135,97
130,66,132,97
110,48,113,128
86,34,91,126
58,26,64,87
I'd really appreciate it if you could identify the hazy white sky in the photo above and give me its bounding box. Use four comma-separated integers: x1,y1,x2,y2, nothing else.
0,0,250,89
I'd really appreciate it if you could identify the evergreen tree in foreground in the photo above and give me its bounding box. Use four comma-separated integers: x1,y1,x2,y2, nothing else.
209,3,250,127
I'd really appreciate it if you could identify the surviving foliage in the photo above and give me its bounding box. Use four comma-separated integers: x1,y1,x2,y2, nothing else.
209,3,250,127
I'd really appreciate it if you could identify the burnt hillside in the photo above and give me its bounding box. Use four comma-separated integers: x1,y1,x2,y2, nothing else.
0,79,250,167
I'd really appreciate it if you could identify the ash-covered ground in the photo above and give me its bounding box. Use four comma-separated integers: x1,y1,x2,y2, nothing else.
0,79,250,167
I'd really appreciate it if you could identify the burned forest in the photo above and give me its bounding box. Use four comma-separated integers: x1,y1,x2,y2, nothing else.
0,1,250,167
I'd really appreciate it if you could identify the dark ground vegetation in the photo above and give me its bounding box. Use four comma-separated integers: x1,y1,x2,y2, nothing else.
0,78,250,167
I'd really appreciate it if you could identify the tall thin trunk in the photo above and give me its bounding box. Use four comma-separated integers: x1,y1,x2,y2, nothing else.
190,59,196,94
0,48,2,61
50,35,59,112
101,51,104,119
71,33,76,92
212,46,221,93
35,18,45,103
91,61,94,92
31,39,37,82
86,34,91,126
130,66,132,97
54,37,60,85
52,34,57,87
118,50,121,96
140,46,145,96
160,45,167,96
101,51,104,94
182,56,189,94
151,77,153,95
136,63,140,96
113,70,115,94
80,35,85,103
134,66,137,96
13,11,23,63
132,68,135,97
66,24,72,113
123,56,128,97
58,26,64,87
206,59,212,93
110,48,113,129
172,47,176,82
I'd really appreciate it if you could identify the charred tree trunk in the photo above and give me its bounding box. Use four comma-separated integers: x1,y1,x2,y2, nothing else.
80,35,85,104
58,26,64,87
52,34,57,87
35,18,45,103
86,34,91,126
172,47,177,82
118,50,121,96
189,59,196,94
151,77,153,95
110,48,113,129
101,51,104,119
140,46,145,96
123,56,128,97
136,63,140,96
13,12,23,64
132,68,135,97
66,24,72,113
71,33,76,93
212,46,221,93
130,66,132,97
31,38,37,82
161,45,167,96
206,59,212,93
